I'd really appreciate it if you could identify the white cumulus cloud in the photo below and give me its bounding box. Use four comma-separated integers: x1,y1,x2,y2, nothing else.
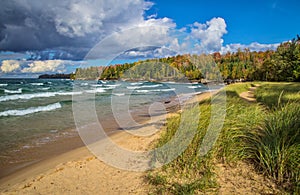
52,0,157,38
221,42,280,54
1,60,21,73
21,60,65,73
191,17,227,53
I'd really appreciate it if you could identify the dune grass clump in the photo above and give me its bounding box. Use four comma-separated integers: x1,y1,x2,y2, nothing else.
147,101,219,194
245,102,300,192
215,92,265,163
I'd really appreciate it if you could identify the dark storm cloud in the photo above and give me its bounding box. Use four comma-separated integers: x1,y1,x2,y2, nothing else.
0,0,153,60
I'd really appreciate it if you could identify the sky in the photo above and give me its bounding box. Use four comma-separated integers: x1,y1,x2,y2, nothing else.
148,0,300,45
0,0,299,77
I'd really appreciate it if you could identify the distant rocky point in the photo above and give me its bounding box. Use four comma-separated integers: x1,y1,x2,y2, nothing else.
38,73,73,79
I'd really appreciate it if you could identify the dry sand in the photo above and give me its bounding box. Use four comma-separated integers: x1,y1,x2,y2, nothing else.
0,133,155,194
215,162,280,194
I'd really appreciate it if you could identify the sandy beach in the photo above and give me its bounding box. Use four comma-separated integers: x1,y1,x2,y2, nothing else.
0,131,155,194
0,91,213,194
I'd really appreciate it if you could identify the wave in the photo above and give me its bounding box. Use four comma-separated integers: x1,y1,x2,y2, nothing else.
57,92,83,96
188,85,202,89
38,87,50,90
127,86,141,89
159,88,176,92
136,88,175,93
0,84,8,87
101,85,120,90
98,80,107,84
130,82,144,86
0,91,83,102
113,93,125,96
85,88,106,94
0,102,62,117
142,84,163,88
127,84,163,90
151,88,176,92
4,88,22,94
0,92,56,102
105,84,121,87
30,83,44,86
136,90,150,93
91,84,103,87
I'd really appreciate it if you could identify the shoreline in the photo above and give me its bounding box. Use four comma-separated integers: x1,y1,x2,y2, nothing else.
0,106,162,179
0,90,183,178
1,83,205,179
0,91,214,193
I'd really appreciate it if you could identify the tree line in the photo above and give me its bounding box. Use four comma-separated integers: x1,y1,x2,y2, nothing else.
73,36,300,82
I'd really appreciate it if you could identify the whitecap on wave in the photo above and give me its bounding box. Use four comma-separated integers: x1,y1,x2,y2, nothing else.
85,88,106,94
0,102,62,117
0,91,83,102
4,88,22,94
127,84,163,90
30,83,44,86
188,85,202,89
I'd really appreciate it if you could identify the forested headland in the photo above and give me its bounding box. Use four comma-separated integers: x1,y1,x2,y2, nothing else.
38,73,73,79
74,36,300,82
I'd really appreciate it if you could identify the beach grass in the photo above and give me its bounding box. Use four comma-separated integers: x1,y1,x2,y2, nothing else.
148,82,300,194
255,82,300,109
248,82,300,192
148,100,218,194
245,102,300,191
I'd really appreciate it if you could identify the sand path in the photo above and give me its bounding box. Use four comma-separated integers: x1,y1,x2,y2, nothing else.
239,86,258,102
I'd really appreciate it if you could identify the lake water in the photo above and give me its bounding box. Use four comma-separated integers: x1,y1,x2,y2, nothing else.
0,78,214,157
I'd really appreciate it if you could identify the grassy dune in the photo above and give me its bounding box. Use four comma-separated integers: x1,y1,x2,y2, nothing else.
148,82,300,194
